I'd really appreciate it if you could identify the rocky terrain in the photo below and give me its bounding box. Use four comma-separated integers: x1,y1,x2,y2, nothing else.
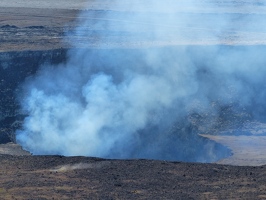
1,155,266,199
1,0,266,199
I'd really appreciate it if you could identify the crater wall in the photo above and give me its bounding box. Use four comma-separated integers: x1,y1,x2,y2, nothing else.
0,49,68,143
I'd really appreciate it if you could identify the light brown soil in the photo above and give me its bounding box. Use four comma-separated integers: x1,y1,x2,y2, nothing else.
202,134,266,166
0,143,30,156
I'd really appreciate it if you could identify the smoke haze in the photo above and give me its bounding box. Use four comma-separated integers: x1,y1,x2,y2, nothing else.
16,1,266,162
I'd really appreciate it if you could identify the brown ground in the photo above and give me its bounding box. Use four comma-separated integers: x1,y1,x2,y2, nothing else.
0,7,79,51
1,155,266,199
1,1,266,199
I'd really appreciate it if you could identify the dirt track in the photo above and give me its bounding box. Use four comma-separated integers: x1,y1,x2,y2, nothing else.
2,1,266,199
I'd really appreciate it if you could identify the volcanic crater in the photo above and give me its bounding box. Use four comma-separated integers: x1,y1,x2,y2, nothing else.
1,1,266,199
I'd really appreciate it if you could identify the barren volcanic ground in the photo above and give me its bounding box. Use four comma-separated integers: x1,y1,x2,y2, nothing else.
1,1,266,199
1,155,266,199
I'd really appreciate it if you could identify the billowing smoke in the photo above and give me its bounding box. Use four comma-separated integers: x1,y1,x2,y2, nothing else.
16,1,266,161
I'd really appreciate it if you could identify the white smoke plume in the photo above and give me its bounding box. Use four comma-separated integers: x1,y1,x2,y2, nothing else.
16,1,266,161
50,161,110,172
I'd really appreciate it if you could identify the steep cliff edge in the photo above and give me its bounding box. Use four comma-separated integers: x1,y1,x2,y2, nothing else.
0,49,68,143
